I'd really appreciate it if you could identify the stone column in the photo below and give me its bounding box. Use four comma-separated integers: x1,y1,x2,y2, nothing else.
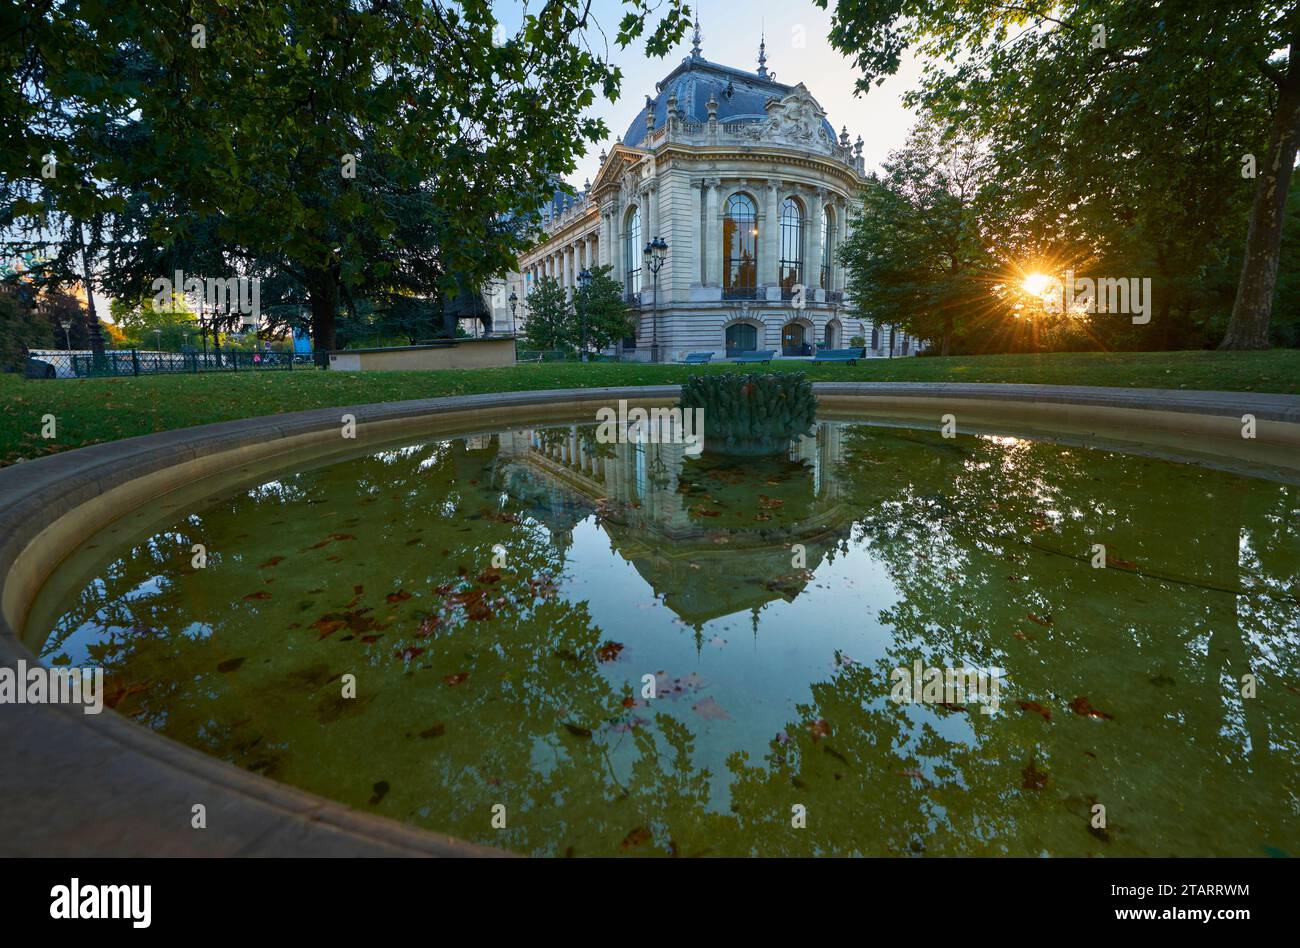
762,181,780,297
808,188,826,297
832,198,849,292
642,186,656,244
689,179,704,286
704,178,721,287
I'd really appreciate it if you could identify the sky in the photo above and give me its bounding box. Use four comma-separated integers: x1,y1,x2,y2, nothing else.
496,0,925,188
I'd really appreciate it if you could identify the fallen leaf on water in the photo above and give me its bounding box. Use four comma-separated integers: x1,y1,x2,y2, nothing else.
621,696,637,709
415,616,443,638
396,646,425,661
563,722,593,738
1111,558,1138,570
442,671,468,686
596,641,624,662
259,556,285,568
1022,761,1049,790
420,723,445,738
360,634,382,644
104,681,150,709
692,696,730,721
386,589,412,603
1027,613,1053,627
314,619,346,640
243,591,271,601
217,658,246,673
1017,700,1052,722
476,568,502,584
1069,696,1115,720
620,827,652,850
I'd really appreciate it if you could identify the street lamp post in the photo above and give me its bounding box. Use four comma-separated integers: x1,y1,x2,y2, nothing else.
508,291,518,336
59,318,71,351
642,237,668,363
576,268,591,362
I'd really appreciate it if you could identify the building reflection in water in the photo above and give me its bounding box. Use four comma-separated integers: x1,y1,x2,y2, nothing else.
486,421,853,628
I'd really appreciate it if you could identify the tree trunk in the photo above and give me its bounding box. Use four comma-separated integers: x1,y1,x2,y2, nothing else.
307,270,339,352
1220,75,1300,350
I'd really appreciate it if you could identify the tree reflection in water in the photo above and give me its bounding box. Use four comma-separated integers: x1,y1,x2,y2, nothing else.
38,422,1300,856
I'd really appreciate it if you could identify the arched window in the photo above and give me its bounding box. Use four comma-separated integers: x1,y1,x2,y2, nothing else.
820,206,833,289
723,193,757,299
870,322,880,350
725,322,757,354
779,198,803,297
625,207,642,298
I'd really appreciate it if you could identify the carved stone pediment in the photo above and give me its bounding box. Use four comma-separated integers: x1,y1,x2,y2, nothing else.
763,84,832,154
591,143,647,199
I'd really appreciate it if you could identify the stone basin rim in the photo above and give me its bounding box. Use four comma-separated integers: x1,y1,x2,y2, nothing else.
2,381,1298,858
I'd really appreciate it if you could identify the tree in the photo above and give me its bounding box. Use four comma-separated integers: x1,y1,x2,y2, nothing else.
37,286,99,349
2,1,692,350
572,265,633,353
110,293,196,351
817,0,1297,349
521,276,572,351
0,289,53,372
840,122,1001,355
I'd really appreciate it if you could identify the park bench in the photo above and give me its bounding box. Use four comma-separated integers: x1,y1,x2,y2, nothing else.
681,351,714,364
812,347,864,365
728,349,775,364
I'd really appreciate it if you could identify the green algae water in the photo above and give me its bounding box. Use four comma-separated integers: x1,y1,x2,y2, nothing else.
33,420,1300,856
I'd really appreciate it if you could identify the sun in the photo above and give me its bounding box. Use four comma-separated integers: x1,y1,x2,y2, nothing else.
1021,272,1053,297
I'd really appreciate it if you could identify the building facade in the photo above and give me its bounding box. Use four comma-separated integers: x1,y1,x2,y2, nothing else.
510,28,918,361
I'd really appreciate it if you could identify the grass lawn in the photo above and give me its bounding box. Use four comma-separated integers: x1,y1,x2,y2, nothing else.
2,348,1297,467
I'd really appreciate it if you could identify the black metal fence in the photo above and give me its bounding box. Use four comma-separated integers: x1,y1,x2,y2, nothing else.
24,348,322,379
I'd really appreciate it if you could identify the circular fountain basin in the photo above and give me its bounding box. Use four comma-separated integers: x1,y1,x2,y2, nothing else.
2,384,1298,857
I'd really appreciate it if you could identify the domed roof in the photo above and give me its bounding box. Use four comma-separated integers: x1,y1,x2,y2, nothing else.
621,51,838,150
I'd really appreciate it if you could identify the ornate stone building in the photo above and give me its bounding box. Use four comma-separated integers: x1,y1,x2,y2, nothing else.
509,27,916,361
492,419,852,630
